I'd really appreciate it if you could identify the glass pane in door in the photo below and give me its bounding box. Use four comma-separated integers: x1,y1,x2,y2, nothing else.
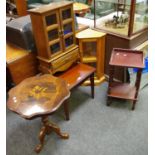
63,23,72,35
82,42,97,58
133,0,148,34
62,8,71,20
65,36,73,48
50,42,61,54
48,29,59,41
45,14,57,26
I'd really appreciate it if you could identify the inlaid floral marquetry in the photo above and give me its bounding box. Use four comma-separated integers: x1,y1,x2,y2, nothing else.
7,74,70,119
26,82,56,102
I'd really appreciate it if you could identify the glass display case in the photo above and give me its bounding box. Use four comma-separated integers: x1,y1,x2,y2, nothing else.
133,0,148,34
93,0,148,37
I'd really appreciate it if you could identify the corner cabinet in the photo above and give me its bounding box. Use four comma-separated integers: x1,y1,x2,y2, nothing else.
76,29,106,85
28,1,79,74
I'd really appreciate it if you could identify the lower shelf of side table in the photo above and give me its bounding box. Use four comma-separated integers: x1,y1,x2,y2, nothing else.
108,82,137,100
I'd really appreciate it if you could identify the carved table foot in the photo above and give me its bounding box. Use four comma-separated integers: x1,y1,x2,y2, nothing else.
35,116,69,153
35,144,43,154
48,123,69,139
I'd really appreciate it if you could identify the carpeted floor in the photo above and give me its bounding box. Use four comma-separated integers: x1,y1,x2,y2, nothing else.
6,80,148,155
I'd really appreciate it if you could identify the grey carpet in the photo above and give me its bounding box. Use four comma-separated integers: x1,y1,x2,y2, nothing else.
6,82,148,155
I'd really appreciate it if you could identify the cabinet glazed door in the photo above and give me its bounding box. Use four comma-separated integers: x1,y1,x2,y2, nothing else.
80,40,97,62
44,10,63,56
59,5,76,50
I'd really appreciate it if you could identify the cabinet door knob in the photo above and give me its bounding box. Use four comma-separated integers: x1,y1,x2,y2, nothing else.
62,29,64,36
58,30,61,36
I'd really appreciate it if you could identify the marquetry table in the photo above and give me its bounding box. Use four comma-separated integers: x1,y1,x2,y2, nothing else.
7,74,70,153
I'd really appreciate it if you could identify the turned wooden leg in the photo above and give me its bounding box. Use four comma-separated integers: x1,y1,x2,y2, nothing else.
35,116,69,153
131,100,137,110
132,68,142,111
107,65,114,106
64,100,70,121
35,126,46,153
90,73,95,99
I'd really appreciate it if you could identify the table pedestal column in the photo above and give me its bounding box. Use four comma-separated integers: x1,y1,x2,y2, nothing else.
35,116,69,153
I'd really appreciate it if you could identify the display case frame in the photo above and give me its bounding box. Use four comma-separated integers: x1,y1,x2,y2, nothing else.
93,0,148,37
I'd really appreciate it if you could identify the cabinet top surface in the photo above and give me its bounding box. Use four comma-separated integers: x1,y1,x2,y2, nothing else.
6,43,29,64
28,1,73,14
76,28,106,39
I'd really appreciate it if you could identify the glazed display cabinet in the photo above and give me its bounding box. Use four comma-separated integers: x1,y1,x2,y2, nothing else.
76,28,106,85
28,1,80,74
91,0,148,82
93,0,148,37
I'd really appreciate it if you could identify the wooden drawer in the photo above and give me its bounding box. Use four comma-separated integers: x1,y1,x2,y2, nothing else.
51,48,79,73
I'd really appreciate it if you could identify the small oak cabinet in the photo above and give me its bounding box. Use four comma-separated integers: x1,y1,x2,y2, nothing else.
76,28,106,85
28,1,79,74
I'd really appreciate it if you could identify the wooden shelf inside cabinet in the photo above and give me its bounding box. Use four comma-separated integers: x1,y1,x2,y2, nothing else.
76,28,106,85
107,48,144,110
82,57,97,63
28,1,78,74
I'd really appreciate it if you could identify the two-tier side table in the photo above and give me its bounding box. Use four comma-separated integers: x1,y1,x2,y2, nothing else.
107,48,144,110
